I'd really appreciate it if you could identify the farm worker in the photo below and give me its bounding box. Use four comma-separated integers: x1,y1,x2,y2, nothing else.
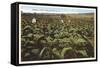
32,17,36,24
61,19,64,23
68,19,71,23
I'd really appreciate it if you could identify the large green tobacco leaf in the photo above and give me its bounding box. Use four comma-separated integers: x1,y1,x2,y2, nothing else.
27,33,33,38
34,34,44,40
39,47,47,58
52,48,62,59
61,47,72,58
77,50,88,57
31,49,40,55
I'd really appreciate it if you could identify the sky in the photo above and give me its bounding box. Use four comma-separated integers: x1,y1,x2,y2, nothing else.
20,4,96,14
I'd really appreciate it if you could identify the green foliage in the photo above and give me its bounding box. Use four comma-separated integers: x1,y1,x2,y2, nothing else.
61,47,72,58
21,13,94,61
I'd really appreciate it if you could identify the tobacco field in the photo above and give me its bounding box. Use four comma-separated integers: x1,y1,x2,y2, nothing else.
21,13,95,61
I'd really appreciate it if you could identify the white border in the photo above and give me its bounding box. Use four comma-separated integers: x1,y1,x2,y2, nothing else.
19,4,96,64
